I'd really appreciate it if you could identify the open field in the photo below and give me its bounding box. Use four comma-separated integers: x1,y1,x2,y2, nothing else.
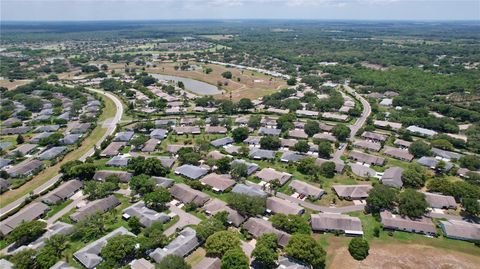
146,61,286,100
0,79,33,90
200,34,234,40
0,94,115,208
327,240,480,269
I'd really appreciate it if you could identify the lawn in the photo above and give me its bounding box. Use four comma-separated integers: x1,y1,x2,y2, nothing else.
45,199,73,219
0,94,117,209
146,61,286,101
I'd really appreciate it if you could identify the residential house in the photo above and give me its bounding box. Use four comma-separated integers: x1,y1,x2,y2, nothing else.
383,146,414,162
175,164,208,180
406,126,438,137
249,148,276,160
231,184,267,198
0,202,50,236
114,131,134,142
289,180,324,200
122,201,171,227
311,213,363,236
93,170,133,183
380,211,436,235
149,227,200,263
423,192,457,209
243,217,290,247
256,168,292,186
332,184,373,200
230,159,259,175
348,151,385,166
381,167,404,188
439,220,480,241
42,180,83,205
361,131,387,142
170,184,210,206
203,199,246,227
353,140,382,152
266,197,304,215
210,137,234,147
315,158,346,174
200,173,235,192
69,195,121,222
6,159,44,178
100,141,126,157
37,146,67,160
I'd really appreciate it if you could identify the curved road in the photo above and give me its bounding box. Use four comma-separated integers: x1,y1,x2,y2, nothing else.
0,86,123,218
332,84,372,161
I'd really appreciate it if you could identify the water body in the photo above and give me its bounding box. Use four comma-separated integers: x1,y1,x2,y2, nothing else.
151,74,221,95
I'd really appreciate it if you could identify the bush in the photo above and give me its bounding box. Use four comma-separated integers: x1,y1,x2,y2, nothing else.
348,237,369,260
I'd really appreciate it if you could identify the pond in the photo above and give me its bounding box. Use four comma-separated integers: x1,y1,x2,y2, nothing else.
151,74,221,95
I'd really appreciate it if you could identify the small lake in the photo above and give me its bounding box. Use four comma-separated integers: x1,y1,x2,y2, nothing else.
151,74,221,95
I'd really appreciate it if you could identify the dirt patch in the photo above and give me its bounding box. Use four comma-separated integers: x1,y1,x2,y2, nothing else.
328,242,480,269
0,79,33,90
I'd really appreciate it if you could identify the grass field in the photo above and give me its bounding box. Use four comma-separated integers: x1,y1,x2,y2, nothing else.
146,61,286,100
0,94,116,208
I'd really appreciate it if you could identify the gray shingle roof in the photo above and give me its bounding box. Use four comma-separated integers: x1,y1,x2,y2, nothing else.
406,125,438,137
0,126,30,135
100,141,126,157
6,159,44,177
249,148,276,160
349,151,385,166
311,213,363,235
200,173,235,192
30,132,55,143
123,201,171,227
383,146,414,162
149,227,200,263
423,192,457,209
276,256,309,269
256,168,292,185
70,195,120,222
114,131,134,142
280,151,306,163
61,134,82,145
150,129,167,139
289,180,324,199
232,184,267,198
259,127,281,136
230,159,259,175
203,199,246,227
37,146,67,160
152,176,174,188
267,197,304,215
440,220,480,241
332,184,373,200
175,164,208,179
192,257,221,269
74,227,134,269
431,148,462,160
33,125,60,133
380,211,436,235
106,155,130,167
0,202,50,236
93,170,133,182
381,167,404,188
417,157,453,171
42,180,83,205
210,137,234,147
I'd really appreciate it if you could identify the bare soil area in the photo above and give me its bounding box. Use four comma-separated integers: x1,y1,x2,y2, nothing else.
328,242,480,269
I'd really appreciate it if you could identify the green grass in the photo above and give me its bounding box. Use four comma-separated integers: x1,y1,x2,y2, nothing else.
46,199,73,219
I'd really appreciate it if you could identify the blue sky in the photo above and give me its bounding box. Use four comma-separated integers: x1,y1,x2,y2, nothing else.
2,0,479,21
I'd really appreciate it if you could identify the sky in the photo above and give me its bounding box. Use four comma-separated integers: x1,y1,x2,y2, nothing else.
1,0,479,21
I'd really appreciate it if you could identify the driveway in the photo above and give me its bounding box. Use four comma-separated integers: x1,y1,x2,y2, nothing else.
164,204,201,236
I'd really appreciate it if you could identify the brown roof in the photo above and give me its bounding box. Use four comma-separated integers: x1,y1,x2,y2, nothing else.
383,146,414,162
203,199,246,227
205,126,227,134
332,184,372,199
142,138,159,152
243,217,290,247
349,151,385,166
192,257,221,269
423,192,457,209
289,180,324,199
70,195,120,222
361,131,388,142
288,129,308,139
380,211,436,234
200,173,235,192
353,140,382,152
100,142,126,157
311,213,363,235
170,184,210,206
266,197,304,215
255,168,292,185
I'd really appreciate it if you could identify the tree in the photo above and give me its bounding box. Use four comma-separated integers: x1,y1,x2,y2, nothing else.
16,134,24,144
292,140,309,153
284,234,326,269
221,249,249,269
178,148,202,165
317,140,332,158
270,214,311,234
141,222,168,250
216,157,231,174
402,164,427,189
252,233,278,268
128,157,169,176
11,249,37,269
221,71,233,79
348,238,369,261
297,157,320,176
72,213,106,242
68,163,96,180
408,140,431,158
37,234,68,269
83,181,117,200
459,155,480,171
462,198,480,217
7,220,46,245
398,189,428,218
157,255,191,269
319,161,336,178
431,139,453,151
144,187,171,211
248,115,262,129
231,162,248,179
227,193,266,217
366,184,398,214
304,120,320,137
128,216,142,234
129,174,156,195
331,124,350,142
205,230,241,257
232,127,249,143
100,234,137,266
130,135,149,149
260,136,281,150
238,98,254,110
195,217,226,241
39,133,63,147
287,77,296,86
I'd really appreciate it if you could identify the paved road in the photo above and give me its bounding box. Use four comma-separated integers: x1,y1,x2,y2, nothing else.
332,84,372,161
0,87,123,218
164,204,201,236
276,192,365,214
46,192,85,225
